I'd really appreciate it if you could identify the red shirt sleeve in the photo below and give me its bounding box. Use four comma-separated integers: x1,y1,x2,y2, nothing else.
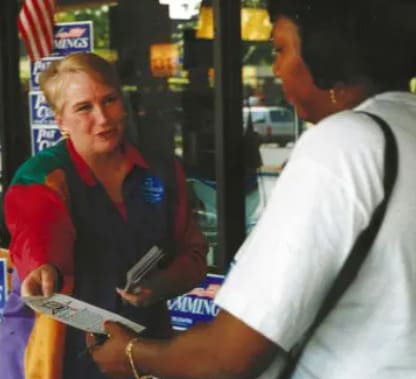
4,184,76,280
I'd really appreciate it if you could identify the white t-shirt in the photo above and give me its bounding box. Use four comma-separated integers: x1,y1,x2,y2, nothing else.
215,92,416,379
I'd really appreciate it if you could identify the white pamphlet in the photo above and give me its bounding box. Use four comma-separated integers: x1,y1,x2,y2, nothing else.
124,245,164,292
23,293,145,335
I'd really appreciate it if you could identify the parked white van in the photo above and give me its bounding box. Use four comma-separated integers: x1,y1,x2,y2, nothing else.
243,106,295,145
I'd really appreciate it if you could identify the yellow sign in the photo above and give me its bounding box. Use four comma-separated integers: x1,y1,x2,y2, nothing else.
241,8,272,41
196,7,272,41
150,43,180,77
196,6,214,39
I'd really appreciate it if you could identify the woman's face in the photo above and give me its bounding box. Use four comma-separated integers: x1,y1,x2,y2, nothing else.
55,71,125,157
272,17,331,123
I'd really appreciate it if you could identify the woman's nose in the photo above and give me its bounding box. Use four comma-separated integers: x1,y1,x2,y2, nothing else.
93,105,109,124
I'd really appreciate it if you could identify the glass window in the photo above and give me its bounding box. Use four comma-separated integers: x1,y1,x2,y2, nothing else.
16,0,310,271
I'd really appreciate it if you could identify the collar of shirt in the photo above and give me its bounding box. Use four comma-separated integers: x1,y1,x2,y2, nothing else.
66,138,149,186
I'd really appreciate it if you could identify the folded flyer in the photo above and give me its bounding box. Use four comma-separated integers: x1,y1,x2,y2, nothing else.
124,245,164,292
23,293,145,335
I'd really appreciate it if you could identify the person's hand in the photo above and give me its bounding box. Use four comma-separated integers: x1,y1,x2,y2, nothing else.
21,264,59,297
116,273,163,307
88,322,139,378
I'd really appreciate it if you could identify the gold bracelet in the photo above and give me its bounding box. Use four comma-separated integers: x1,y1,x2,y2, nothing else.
125,337,141,379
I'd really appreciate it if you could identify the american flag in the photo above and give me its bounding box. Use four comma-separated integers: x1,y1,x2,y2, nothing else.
18,0,56,61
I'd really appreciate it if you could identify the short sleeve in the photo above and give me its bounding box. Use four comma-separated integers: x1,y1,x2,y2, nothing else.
214,117,383,351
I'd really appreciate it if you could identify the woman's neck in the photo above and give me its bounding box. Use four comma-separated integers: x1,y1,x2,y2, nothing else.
82,146,126,176
340,83,374,109
80,145,131,202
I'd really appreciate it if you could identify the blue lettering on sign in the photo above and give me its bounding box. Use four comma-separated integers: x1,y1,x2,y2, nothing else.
30,92,55,125
29,57,60,91
32,127,64,154
168,296,220,316
0,259,7,315
52,21,93,57
167,273,224,331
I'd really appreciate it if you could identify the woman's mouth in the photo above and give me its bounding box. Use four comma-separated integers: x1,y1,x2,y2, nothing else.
96,129,116,138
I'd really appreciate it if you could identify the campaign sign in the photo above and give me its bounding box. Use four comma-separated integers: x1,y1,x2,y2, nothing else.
0,259,7,315
31,126,64,155
29,57,61,91
52,21,93,57
29,91,55,125
168,273,224,331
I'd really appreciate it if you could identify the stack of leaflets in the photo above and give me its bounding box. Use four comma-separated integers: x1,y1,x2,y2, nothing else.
124,245,164,292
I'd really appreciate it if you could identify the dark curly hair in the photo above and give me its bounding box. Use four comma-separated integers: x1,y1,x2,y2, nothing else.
267,0,416,91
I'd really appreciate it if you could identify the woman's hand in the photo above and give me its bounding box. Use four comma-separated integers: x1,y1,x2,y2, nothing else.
88,322,139,378
117,273,163,307
21,264,60,297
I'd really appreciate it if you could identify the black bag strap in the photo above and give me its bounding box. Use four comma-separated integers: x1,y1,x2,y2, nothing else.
280,112,399,378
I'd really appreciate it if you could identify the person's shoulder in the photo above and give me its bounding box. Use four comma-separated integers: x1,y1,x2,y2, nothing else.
12,141,71,186
290,110,385,173
299,110,383,151
316,110,382,139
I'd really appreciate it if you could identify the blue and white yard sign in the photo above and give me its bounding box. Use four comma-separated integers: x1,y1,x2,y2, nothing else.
31,126,64,155
52,21,93,57
0,259,7,316
29,91,63,154
29,57,61,91
29,91,56,125
168,273,224,331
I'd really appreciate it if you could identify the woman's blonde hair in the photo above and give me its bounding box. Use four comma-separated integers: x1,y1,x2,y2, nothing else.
39,52,121,115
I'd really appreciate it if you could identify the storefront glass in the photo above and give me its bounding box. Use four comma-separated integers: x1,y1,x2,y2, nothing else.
16,0,309,271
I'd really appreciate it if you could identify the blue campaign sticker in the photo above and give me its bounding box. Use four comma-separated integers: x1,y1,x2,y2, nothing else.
141,175,165,204
167,273,224,331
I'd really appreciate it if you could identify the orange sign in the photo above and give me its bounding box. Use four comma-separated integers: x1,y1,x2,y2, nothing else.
150,43,180,77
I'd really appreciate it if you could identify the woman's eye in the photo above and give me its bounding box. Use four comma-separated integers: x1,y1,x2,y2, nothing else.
76,104,92,113
103,96,118,105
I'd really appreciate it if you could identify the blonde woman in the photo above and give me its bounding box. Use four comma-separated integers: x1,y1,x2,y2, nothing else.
0,52,208,379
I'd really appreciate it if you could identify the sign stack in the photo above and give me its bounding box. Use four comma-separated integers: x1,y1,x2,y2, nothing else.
29,21,93,155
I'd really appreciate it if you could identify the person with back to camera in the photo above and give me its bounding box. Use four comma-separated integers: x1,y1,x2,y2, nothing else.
90,0,416,378
0,52,208,379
